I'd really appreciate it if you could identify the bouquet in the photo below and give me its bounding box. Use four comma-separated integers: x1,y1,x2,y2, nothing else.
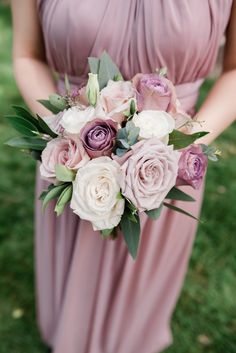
5,52,219,259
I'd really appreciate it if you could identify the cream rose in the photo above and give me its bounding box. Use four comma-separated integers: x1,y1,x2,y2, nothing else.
132,110,175,143
71,157,125,230
60,106,95,134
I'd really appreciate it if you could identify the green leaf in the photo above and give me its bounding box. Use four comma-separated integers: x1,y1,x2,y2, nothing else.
12,105,39,125
145,204,163,220
41,183,68,210
5,136,47,150
120,211,140,259
55,164,76,182
101,228,114,238
130,99,136,115
163,202,201,221
116,139,130,149
55,184,73,216
88,57,100,74
36,115,58,138
5,115,39,136
98,51,123,89
166,187,195,202
168,130,209,149
37,99,62,114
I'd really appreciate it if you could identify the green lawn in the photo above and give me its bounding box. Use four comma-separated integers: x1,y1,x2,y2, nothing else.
0,4,236,353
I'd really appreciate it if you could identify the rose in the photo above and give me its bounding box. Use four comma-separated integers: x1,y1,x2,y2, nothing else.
132,73,178,113
60,106,95,134
132,110,175,143
177,144,208,189
99,80,136,123
40,137,90,180
116,138,180,211
70,157,125,230
80,118,117,158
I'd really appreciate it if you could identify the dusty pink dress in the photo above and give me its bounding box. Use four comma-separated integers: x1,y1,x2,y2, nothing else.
35,1,232,352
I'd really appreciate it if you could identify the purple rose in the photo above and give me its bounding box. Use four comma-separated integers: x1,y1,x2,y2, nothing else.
80,119,117,158
132,73,178,112
177,144,208,189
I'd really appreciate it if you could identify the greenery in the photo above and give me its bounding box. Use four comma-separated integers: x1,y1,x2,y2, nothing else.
0,4,235,353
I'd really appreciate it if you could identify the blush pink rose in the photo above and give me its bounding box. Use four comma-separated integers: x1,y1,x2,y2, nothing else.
40,137,90,180
99,80,136,123
132,73,178,113
177,144,208,189
115,138,180,211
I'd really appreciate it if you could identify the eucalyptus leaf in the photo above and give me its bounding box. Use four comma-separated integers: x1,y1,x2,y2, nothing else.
5,115,39,136
42,183,68,210
120,211,140,260
163,202,201,221
116,139,130,149
55,184,73,216
168,130,209,149
115,148,128,157
145,204,163,220
37,99,62,114
5,136,47,151
88,57,100,74
166,187,195,202
98,51,123,89
55,164,76,182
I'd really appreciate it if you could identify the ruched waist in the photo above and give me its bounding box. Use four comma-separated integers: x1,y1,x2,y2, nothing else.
57,74,204,116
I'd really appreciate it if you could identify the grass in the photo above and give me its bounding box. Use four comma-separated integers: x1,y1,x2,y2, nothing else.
0,4,236,353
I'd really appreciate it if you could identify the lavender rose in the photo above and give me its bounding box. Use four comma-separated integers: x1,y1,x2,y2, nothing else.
177,144,208,189
40,138,90,180
116,138,180,211
80,118,117,158
132,73,178,113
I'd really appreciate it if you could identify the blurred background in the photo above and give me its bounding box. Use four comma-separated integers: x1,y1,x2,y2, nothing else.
0,2,236,353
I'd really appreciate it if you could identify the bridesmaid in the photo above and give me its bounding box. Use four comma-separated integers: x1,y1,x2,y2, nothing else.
11,1,236,353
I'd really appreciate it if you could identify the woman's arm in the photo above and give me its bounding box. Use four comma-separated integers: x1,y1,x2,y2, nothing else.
11,0,56,116
193,1,236,144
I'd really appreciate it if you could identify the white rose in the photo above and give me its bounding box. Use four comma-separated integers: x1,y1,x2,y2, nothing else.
70,157,125,230
60,106,95,134
132,110,175,143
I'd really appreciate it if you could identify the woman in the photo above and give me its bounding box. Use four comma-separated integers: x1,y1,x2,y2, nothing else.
11,1,236,352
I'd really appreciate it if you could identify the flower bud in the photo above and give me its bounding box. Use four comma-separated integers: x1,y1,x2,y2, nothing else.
86,73,99,106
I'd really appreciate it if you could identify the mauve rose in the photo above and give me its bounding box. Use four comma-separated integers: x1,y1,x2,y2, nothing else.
99,80,136,123
80,118,117,158
115,138,180,211
177,144,208,189
132,73,178,113
40,138,90,180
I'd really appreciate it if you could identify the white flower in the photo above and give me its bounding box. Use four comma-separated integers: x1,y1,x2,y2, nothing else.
132,110,175,143
70,157,125,230
60,106,95,134
86,73,99,106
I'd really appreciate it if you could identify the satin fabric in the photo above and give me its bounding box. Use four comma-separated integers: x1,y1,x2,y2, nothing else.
35,1,232,352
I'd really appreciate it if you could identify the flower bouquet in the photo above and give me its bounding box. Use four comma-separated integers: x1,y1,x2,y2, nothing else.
5,52,219,259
